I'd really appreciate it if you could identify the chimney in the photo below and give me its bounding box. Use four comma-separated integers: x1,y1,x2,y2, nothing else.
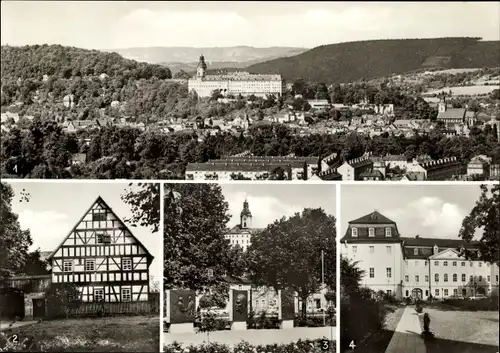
415,235,420,239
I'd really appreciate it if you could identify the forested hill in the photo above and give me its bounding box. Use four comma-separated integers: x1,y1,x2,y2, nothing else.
1,44,172,80
246,37,500,83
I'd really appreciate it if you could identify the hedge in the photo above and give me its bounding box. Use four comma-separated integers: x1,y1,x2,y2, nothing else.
164,339,336,353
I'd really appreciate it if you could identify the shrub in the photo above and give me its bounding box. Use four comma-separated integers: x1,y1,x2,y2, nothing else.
442,298,499,311
340,294,387,351
164,338,336,353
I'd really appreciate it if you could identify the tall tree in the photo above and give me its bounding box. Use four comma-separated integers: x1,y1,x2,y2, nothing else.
164,183,243,293
458,184,499,265
121,182,161,233
246,208,336,316
0,183,33,277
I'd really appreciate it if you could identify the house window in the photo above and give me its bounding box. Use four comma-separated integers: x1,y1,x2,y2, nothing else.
444,289,448,296
386,290,392,296
496,275,498,283
453,289,458,296
385,227,391,237
444,261,448,266
386,246,391,254
92,210,106,222
121,288,132,302
386,268,392,278
461,262,465,266
452,261,457,266
434,261,439,266
352,246,357,254
207,269,214,277
435,289,439,296
425,275,429,282
487,275,490,282
435,274,439,282
351,227,358,237
479,275,482,281
405,290,409,297
415,275,419,282
122,258,132,271
413,248,418,255
462,274,466,282
405,275,409,282
369,268,374,278
444,274,448,282
470,262,473,267
369,246,374,253
85,259,95,271
94,288,104,302
405,260,408,266
453,274,457,282
470,275,473,282
425,261,428,266
63,260,73,272
425,290,429,297
97,232,111,244
479,262,482,267
368,228,375,237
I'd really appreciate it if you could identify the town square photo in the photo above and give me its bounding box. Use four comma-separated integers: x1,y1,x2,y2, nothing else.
163,183,337,352
1,1,499,181
0,181,161,352
339,183,499,353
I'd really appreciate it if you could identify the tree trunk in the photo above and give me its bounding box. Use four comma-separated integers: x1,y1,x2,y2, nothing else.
301,294,307,318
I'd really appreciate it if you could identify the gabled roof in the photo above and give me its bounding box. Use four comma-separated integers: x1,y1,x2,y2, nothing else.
429,248,463,260
349,211,395,225
47,196,154,262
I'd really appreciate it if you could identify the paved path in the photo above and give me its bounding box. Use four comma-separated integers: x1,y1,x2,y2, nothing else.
165,326,336,347
0,320,38,332
385,306,426,353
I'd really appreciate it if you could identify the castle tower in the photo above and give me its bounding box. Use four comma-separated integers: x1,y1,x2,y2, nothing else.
438,96,447,113
196,54,207,80
240,199,252,229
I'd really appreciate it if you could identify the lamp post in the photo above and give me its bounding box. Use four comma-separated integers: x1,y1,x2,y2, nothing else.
322,250,326,327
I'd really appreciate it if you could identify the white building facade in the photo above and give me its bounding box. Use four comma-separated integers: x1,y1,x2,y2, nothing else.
188,55,285,98
341,211,499,300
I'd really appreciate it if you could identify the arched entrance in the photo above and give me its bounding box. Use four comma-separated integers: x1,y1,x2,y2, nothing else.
411,288,423,300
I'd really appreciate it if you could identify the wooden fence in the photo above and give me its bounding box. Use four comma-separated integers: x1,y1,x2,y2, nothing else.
66,292,159,317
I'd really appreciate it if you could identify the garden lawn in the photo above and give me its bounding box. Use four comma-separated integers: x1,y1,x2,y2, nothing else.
421,308,499,353
345,304,405,353
5,315,159,352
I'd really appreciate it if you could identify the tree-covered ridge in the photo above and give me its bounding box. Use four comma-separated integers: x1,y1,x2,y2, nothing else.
2,122,499,180
1,44,171,81
247,37,500,83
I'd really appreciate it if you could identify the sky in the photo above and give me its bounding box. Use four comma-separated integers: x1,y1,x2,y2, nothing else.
220,183,336,229
340,184,487,240
8,182,162,284
1,2,499,49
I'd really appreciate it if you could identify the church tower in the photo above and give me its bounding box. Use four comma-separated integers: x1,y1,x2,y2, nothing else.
240,199,252,229
196,54,207,80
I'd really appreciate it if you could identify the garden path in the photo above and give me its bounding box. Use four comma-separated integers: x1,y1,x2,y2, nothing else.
385,306,426,353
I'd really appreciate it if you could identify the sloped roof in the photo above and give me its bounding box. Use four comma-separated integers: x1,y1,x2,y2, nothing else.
349,211,395,225
47,196,153,262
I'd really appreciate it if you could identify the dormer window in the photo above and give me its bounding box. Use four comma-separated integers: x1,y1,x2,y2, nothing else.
352,227,358,237
385,227,391,237
368,228,375,237
413,248,418,255
433,245,438,255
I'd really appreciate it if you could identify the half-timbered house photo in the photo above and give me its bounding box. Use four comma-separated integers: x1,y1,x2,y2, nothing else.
0,182,161,352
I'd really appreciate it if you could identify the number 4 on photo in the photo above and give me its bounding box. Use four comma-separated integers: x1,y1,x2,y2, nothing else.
349,340,356,350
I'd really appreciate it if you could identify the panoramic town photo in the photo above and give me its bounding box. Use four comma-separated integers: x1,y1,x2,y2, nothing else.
163,183,337,352
0,182,161,352
339,183,499,353
1,1,499,181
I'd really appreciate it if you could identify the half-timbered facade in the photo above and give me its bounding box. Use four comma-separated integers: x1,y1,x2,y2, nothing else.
47,196,153,303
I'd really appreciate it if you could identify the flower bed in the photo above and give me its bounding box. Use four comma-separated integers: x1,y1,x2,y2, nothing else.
164,338,336,353
442,297,499,311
